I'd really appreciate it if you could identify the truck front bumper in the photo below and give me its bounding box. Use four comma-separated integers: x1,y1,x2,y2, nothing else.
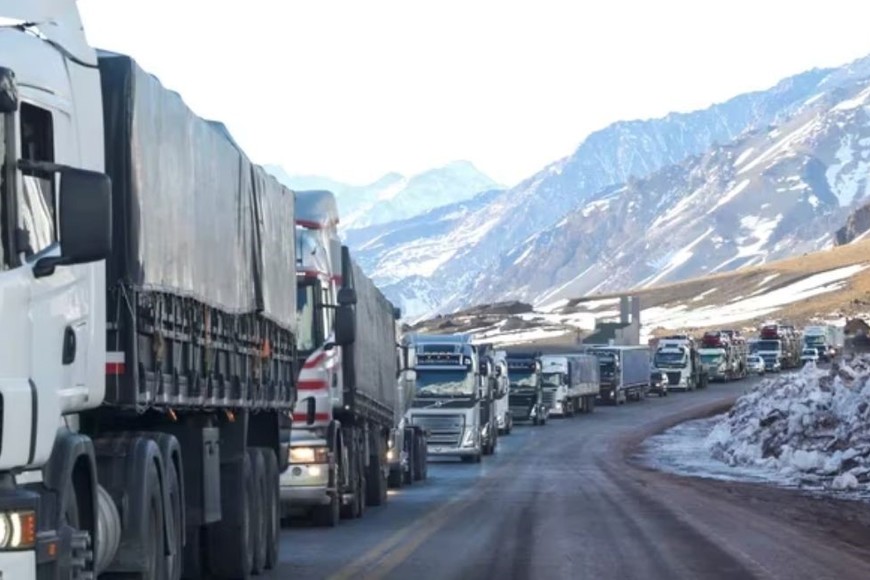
0,550,36,579
597,386,618,401
279,464,331,506
427,444,480,457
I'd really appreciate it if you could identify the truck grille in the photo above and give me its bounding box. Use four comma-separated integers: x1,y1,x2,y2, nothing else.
542,390,556,408
666,372,681,385
412,414,463,446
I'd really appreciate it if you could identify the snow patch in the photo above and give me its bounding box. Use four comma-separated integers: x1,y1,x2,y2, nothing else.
708,179,751,213
833,85,870,111
733,147,755,167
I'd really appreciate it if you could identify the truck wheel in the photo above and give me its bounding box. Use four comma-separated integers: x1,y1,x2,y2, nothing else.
403,438,415,485
210,452,253,579
506,417,513,435
121,458,165,580
311,492,340,527
366,452,387,507
247,450,268,575
164,459,184,580
413,437,426,481
259,448,280,571
388,466,404,488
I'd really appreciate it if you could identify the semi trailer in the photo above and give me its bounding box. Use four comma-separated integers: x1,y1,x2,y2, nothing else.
698,331,747,381
505,351,548,425
757,323,801,371
653,336,707,391
280,191,418,526
540,354,600,416
388,333,429,488
0,6,298,578
590,346,650,404
406,334,498,462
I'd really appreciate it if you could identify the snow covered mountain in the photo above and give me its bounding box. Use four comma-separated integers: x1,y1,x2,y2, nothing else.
266,161,499,230
348,55,870,320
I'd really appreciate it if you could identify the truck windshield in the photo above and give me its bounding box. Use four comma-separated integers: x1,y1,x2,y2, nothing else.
510,371,537,389
756,340,781,352
416,369,474,397
804,336,825,347
599,362,616,377
541,372,562,388
654,351,685,367
296,282,318,352
700,353,723,365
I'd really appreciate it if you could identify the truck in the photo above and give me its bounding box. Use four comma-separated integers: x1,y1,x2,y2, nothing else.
802,325,845,361
405,334,498,462
280,191,415,527
590,346,650,404
698,330,748,381
491,350,513,435
540,354,600,416
652,336,708,391
757,323,801,370
505,351,549,425
387,333,430,488
0,8,299,578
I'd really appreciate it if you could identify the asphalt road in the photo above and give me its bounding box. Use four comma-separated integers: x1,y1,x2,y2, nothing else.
270,377,870,580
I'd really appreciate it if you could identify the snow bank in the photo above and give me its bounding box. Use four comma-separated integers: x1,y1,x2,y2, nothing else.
706,356,870,491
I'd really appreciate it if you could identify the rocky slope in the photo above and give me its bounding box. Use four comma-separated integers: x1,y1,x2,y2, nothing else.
837,201,870,245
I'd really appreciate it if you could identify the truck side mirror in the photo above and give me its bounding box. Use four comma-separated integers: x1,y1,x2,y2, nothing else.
34,166,112,278
335,304,356,345
337,287,357,306
0,67,19,113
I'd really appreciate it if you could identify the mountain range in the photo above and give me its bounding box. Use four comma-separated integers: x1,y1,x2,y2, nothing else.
266,161,500,231
339,54,870,320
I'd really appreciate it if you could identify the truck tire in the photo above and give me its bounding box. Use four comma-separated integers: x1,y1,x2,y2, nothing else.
210,452,253,579
403,438,415,485
164,459,184,580
247,449,268,575
388,465,404,488
366,451,387,507
259,448,280,571
412,436,426,481
110,457,164,580
341,452,366,520
311,492,340,527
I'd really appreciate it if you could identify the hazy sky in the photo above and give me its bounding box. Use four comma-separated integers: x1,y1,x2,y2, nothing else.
78,0,870,186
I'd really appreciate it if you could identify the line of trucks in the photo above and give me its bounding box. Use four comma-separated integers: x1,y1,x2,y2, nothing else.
0,6,661,578
648,322,846,393
0,4,845,579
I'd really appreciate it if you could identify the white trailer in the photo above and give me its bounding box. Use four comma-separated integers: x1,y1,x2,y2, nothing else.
540,355,600,416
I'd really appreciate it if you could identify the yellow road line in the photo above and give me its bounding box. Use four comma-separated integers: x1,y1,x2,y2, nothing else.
328,433,545,580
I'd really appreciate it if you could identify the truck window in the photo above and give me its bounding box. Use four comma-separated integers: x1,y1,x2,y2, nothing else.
18,103,56,258
297,284,317,352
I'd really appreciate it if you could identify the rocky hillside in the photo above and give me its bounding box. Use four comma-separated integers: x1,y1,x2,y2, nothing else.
267,161,499,231
837,201,870,245
350,55,870,320
408,239,870,347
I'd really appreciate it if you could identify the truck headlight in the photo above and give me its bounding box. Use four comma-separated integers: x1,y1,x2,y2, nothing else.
386,449,396,461
290,446,329,464
0,510,36,550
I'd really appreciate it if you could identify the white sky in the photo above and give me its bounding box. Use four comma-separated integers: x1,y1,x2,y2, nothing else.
78,0,870,186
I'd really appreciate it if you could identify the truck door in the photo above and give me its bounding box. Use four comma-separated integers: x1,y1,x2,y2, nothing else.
19,101,101,416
